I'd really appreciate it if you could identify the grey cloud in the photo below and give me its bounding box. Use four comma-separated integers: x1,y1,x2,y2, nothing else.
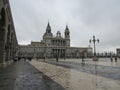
9,0,120,52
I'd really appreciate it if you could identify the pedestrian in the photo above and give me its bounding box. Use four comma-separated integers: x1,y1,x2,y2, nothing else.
110,57,113,62
43,56,45,61
115,57,117,62
56,56,58,62
81,52,85,64
82,58,85,64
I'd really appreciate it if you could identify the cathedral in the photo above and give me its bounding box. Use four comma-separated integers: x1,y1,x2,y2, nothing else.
18,22,92,59
43,22,70,47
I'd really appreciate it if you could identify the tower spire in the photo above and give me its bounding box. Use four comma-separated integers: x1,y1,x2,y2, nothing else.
64,24,70,46
46,21,51,33
65,24,69,31
47,21,50,28
66,24,68,30
43,21,53,38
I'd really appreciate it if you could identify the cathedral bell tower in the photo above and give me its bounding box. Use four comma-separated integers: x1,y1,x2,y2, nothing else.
65,25,70,46
46,22,51,33
43,22,53,46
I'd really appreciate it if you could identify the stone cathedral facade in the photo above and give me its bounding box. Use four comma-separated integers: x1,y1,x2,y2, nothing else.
18,23,92,59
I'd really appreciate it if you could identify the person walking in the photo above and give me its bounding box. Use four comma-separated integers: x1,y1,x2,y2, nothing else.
56,56,58,62
82,52,85,64
43,56,45,61
55,54,59,62
115,56,117,62
110,56,113,62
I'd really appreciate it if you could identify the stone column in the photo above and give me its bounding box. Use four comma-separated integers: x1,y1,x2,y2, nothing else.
0,27,6,65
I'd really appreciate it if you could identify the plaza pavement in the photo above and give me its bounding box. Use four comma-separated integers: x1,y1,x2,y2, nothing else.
29,58,120,90
0,60,65,90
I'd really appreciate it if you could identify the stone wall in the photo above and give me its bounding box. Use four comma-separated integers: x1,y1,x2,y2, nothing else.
18,45,93,59
0,0,18,67
116,48,120,57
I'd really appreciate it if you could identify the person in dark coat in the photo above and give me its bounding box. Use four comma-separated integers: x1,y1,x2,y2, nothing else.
110,56,113,62
110,57,113,62
115,56,117,62
56,55,58,62
82,52,85,64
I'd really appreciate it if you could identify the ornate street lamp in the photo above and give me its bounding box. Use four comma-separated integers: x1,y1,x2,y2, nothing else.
89,35,99,61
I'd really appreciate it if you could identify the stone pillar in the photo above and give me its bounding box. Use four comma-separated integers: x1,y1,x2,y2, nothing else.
0,7,6,66
5,25,11,63
0,27,6,65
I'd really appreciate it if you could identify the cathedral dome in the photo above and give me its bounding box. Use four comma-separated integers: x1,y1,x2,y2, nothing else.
57,31,61,34
56,31,61,38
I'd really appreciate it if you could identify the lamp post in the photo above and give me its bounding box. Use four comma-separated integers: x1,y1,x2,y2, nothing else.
89,35,99,61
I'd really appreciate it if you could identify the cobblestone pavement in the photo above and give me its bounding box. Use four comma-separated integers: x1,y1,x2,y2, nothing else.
29,58,120,90
0,60,65,90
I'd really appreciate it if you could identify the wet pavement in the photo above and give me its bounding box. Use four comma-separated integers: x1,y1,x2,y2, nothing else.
29,58,120,90
42,58,120,80
0,60,65,90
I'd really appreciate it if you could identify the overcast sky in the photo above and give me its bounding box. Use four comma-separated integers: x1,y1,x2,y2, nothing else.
9,0,120,53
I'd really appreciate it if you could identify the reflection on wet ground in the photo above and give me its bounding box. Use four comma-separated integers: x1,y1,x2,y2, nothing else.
29,59,120,90
41,59,120,80
0,60,65,90
0,58,120,90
